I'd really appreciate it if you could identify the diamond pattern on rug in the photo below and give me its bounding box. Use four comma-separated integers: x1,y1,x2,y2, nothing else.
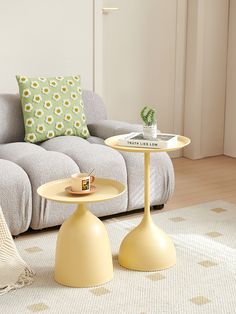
169,217,186,222
190,296,211,305
25,246,43,253
198,260,218,268
146,273,165,281
211,208,226,213
90,287,111,296
1,200,234,314
205,231,223,238
27,303,49,312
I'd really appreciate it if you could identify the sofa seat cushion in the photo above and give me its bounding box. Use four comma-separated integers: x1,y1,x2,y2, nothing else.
0,143,80,229
0,142,44,163
41,136,128,216
0,159,32,235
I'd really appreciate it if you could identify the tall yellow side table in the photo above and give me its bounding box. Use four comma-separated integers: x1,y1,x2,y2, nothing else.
37,178,125,287
105,135,190,271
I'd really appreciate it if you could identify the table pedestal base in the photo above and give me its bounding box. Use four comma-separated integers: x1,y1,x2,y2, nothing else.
54,204,113,287
118,216,176,271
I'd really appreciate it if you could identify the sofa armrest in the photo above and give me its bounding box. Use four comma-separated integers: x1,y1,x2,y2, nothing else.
88,119,161,139
87,120,144,139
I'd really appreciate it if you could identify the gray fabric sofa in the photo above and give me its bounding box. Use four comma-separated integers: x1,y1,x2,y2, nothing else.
0,91,175,235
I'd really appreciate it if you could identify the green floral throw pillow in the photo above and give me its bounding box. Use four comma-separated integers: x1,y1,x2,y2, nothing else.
16,75,89,143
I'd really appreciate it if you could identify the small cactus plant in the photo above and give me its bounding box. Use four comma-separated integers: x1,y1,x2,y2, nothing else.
140,106,156,126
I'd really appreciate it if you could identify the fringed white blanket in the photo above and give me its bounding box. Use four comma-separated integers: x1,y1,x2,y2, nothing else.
0,207,35,295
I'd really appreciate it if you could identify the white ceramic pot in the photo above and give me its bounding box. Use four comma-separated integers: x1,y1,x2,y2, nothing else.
143,124,157,140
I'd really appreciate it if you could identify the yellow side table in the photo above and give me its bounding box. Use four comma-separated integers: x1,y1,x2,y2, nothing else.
37,178,126,287
105,135,190,271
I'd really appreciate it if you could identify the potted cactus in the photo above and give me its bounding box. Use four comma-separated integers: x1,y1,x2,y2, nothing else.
140,105,157,140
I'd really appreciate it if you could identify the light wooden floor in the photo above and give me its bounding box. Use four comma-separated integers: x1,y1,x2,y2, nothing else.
20,155,236,236
165,155,236,210
118,155,236,220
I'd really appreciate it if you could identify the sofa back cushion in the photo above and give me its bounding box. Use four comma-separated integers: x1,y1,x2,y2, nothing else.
0,90,107,144
82,90,107,125
0,94,25,143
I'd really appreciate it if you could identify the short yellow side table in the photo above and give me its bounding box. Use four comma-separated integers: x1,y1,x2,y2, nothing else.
105,135,190,271
37,178,125,287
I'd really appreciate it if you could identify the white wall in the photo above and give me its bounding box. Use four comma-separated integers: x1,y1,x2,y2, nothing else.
103,0,230,160
184,0,229,159
0,0,94,93
224,0,236,158
103,0,187,136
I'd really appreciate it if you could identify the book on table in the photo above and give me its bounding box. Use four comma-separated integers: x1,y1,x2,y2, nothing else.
118,132,178,148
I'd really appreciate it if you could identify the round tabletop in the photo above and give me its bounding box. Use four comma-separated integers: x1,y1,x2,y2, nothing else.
105,134,191,153
37,178,126,204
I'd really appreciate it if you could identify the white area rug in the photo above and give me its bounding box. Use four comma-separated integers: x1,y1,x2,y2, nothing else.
0,200,236,314
0,207,34,295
